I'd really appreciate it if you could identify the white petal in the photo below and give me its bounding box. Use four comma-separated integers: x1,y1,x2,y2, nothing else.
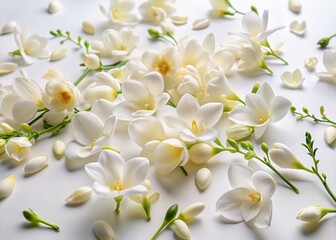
256,82,274,105
71,112,104,145
1,21,17,35
50,45,68,61
254,120,270,139
65,142,99,170
91,99,115,123
288,0,302,13
324,126,336,144
53,140,65,159
269,96,291,123
252,171,276,200
246,93,269,117
0,175,15,199
93,220,116,240
215,188,250,222
249,201,272,228
202,33,215,54
85,162,107,184
240,200,261,222
304,57,318,70
93,181,118,198
177,94,200,123
128,116,165,147
281,69,304,88
66,187,92,205
82,21,95,35
228,106,260,127
98,151,125,183
289,20,306,36
192,18,210,30
24,156,48,175
122,80,149,101
103,115,117,136
122,157,149,188
200,102,223,127
12,99,37,123
171,15,188,25
243,11,263,36
142,72,164,96
323,50,336,76
213,50,235,72
228,163,254,189
119,185,147,197
0,62,17,75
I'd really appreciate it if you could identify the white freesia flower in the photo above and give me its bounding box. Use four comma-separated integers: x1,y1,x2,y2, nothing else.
142,47,180,90
91,28,139,58
289,20,306,36
171,219,190,240
160,19,175,35
281,69,304,88
296,205,331,223
14,28,49,64
209,0,230,17
0,175,15,199
242,10,284,43
114,72,170,120
229,82,291,139
42,79,81,112
67,112,117,160
165,93,223,142
216,163,276,228
317,50,336,83
5,137,32,161
139,0,176,25
85,150,149,198
100,0,137,25
269,143,308,170
81,72,121,105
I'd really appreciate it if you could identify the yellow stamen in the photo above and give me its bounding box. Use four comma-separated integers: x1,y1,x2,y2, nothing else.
156,59,170,76
258,115,269,124
58,89,73,105
110,180,123,191
248,192,261,202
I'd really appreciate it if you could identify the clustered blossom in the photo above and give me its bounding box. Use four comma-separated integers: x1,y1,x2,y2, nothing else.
1,0,334,239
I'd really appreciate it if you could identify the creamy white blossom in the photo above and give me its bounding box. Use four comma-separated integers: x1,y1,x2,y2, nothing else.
14,28,49,64
304,57,318,71
5,137,32,161
0,175,15,199
100,0,137,25
289,20,306,36
189,143,216,164
91,28,139,58
83,54,100,70
139,0,176,25
296,206,331,223
209,0,230,17
229,82,291,139
216,163,276,228
165,93,223,142
317,50,336,83
1,21,17,35
85,150,149,198
281,69,304,88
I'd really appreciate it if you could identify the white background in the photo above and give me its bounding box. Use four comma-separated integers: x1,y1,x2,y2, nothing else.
0,0,336,239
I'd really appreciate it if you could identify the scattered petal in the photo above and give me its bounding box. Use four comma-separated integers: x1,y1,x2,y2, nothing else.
52,139,65,159
192,18,210,30
171,15,188,25
1,21,17,35
304,57,318,71
48,0,63,14
280,69,304,88
289,20,306,36
0,62,17,75
93,220,116,240
24,156,48,175
0,175,15,199
324,126,336,144
50,45,68,61
66,187,92,205
82,21,95,35
288,0,302,13
195,168,212,190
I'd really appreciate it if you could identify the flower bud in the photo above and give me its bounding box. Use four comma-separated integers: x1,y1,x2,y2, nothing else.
317,38,330,49
304,57,318,71
288,0,302,13
189,143,216,164
160,19,175,35
20,123,33,133
269,143,306,169
48,0,63,14
296,205,329,223
195,168,212,190
52,139,65,159
50,45,68,61
226,124,253,140
0,175,15,199
93,220,116,240
324,126,336,144
82,21,95,35
179,202,205,221
171,220,190,240
66,187,92,205
24,156,48,175
0,123,14,134
5,137,32,161
83,54,100,70
148,28,161,39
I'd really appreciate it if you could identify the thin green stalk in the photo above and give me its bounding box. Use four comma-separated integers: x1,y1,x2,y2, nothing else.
74,68,91,86
151,218,177,240
28,109,49,126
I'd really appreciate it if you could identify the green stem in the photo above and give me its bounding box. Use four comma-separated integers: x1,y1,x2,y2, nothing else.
114,195,123,214
151,218,177,240
266,51,288,65
167,33,178,46
30,117,71,140
38,218,60,231
28,109,49,126
74,68,91,86
180,166,188,176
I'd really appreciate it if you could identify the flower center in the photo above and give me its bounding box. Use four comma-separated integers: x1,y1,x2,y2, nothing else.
89,139,97,148
110,180,123,191
156,59,170,76
191,120,205,135
112,8,120,20
15,145,26,153
248,192,261,202
258,115,269,124
58,89,73,105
